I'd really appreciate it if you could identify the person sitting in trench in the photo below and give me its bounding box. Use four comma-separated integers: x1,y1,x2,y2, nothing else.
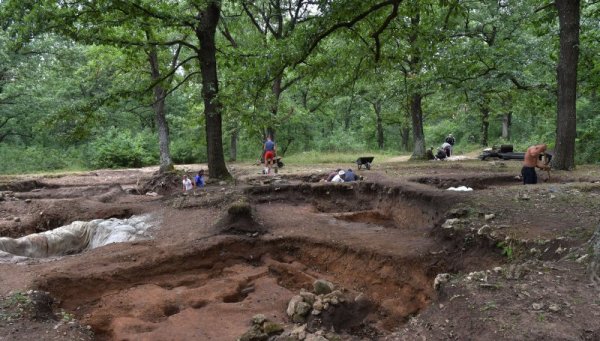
331,170,345,183
522,144,550,185
344,168,359,182
325,169,342,182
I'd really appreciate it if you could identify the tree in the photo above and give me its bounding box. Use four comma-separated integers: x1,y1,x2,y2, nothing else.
553,0,580,170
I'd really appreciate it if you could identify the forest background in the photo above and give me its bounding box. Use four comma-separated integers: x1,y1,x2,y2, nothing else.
0,0,597,176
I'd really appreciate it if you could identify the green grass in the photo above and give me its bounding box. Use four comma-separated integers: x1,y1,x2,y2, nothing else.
283,151,402,164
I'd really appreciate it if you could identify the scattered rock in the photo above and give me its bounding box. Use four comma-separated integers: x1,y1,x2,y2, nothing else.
484,214,495,221
13,217,21,222
447,208,469,218
434,273,450,290
290,324,307,340
263,321,284,335
25,198,32,203
548,304,561,312
477,225,490,235
238,325,268,341
146,191,158,197
299,290,316,305
442,218,459,229
287,295,304,317
313,279,334,295
252,314,266,325
294,302,311,317
532,303,544,310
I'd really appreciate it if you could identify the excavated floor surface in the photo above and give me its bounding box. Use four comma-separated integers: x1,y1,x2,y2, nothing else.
1,162,599,340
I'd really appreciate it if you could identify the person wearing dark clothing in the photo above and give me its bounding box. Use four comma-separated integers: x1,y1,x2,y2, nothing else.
435,148,447,160
344,169,358,182
445,134,455,146
194,169,205,188
521,144,549,184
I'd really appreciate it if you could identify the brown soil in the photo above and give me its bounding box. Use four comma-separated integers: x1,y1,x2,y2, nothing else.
0,160,599,340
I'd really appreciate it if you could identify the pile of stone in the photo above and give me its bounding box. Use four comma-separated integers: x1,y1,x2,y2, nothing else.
238,314,284,341
286,279,345,323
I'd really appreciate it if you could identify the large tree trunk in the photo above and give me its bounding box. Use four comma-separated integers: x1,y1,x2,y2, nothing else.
480,105,490,146
400,125,410,151
553,0,580,170
410,93,426,159
148,46,174,173
196,2,231,179
373,100,384,149
501,112,512,140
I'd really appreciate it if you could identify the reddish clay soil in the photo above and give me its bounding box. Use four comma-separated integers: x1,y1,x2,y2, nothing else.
0,159,599,340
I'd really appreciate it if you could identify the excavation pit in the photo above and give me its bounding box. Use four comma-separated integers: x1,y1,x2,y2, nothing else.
34,237,446,340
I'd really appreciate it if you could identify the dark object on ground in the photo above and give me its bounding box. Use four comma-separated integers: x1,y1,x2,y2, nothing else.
356,157,374,170
479,145,553,164
260,155,284,168
435,149,447,160
479,145,525,161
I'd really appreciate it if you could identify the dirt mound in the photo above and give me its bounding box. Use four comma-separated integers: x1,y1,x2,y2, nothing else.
139,171,184,195
213,197,266,236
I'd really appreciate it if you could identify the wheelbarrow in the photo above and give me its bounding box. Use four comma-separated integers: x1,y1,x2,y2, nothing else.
356,156,374,170
258,154,284,174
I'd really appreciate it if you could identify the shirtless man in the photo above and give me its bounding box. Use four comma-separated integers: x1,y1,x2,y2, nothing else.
522,144,549,184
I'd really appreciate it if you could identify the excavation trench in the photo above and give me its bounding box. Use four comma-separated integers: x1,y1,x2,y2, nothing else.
26,182,503,339
35,237,439,340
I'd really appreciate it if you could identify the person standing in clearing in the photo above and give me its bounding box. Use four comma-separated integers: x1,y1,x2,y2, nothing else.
522,144,549,185
263,136,276,175
182,174,193,192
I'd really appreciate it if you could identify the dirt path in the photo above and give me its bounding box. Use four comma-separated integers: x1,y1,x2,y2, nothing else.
1,160,599,340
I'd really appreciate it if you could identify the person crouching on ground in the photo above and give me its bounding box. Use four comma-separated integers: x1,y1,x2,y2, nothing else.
522,144,549,185
344,169,358,182
195,169,205,189
182,174,193,192
442,141,452,157
331,170,345,183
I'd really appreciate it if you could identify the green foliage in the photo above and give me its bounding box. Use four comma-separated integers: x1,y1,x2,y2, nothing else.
0,145,83,174
88,128,157,169
497,241,514,259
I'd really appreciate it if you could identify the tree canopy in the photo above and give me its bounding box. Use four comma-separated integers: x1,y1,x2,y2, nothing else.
0,0,598,174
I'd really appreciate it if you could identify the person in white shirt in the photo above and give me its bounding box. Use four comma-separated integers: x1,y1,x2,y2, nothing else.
331,170,345,183
182,174,193,192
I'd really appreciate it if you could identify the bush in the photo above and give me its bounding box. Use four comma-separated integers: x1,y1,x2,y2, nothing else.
88,128,157,169
0,145,83,174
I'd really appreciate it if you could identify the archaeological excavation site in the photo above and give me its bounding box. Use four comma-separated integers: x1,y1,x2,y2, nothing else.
1,162,599,340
